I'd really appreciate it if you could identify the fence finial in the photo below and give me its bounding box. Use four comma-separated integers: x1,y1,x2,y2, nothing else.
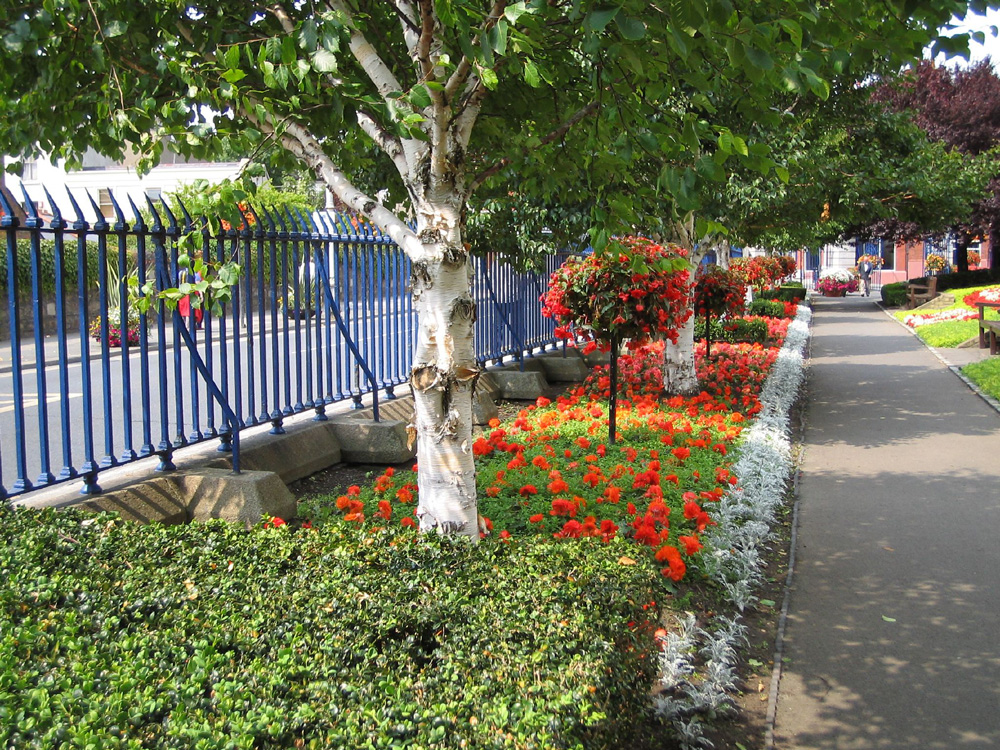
126,194,146,231
84,191,109,231
42,187,64,228
64,188,88,230
0,185,20,227
145,195,163,233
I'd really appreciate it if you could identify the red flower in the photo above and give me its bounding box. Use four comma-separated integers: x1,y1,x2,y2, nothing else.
520,484,538,496
263,516,286,529
550,498,578,517
679,535,703,556
529,514,545,524
400,516,417,528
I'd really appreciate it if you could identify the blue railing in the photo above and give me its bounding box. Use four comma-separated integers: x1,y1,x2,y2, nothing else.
0,187,566,501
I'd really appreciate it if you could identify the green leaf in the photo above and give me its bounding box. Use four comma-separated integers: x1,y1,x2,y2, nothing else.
435,0,457,27
614,16,646,41
775,166,790,184
882,615,896,623
224,44,241,70
104,20,127,38
312,49,337,73
759,598,776,607
732,135,749,157
479,67,499,90
586,6,620,32
717,131,735,155
504,2,528,24
777,18,802,48
744,45,773,71
409,84,432,109
523,58,540,88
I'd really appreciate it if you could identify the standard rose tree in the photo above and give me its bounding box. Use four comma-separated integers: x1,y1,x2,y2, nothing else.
541,237,692,441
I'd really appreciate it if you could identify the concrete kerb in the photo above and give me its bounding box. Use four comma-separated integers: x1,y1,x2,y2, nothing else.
878,301,1000,417
14,347,596,525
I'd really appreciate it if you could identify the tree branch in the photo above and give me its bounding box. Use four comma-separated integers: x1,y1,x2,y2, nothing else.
444,0,508,100
327,0,405,100
467,100,600,195
251,111,420,253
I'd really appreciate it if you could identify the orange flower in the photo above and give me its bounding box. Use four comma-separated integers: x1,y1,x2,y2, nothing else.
678,535,703,556
532,455,551,470
550,498,577,517
377,500,392,520
547,478,570,494
335,495,350,510
400,516,417,528
529,513,545,524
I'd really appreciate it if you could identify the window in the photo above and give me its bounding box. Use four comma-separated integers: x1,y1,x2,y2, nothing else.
97,188,115,220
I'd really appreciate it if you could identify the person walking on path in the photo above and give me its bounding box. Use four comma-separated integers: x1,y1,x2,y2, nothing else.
857,258,873,296
773,294,1000,749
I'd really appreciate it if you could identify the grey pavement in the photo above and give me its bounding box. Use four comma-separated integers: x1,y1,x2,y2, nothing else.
773,293,1000,748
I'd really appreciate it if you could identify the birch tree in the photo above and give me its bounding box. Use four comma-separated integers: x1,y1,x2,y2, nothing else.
0,0,993,536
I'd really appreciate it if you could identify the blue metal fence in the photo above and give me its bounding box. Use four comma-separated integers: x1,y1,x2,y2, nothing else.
0,187,566,501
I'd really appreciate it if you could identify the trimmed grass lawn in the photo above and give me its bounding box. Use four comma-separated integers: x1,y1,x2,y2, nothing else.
893,283,1000,347
963,357,1000,401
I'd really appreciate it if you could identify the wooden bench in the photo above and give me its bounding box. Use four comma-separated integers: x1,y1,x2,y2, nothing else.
977,301,1000,354
906,276,938,309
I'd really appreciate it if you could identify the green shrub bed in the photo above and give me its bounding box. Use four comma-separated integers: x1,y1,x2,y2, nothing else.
0,505,662,750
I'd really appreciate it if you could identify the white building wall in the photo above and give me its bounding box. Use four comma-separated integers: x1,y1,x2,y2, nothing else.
4,155,245,223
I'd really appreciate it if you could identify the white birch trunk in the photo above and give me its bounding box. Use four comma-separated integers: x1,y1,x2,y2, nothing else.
662,312,700,396
409,201,480,540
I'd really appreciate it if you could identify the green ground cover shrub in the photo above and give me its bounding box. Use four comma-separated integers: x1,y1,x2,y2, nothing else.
0,505,662,750
694,317,770,344
880,282,909,307
0,311,795,750
963,358,1000,401
747,299,786,318
757,285,805,302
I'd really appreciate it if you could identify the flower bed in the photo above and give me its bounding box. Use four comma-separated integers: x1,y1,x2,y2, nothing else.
0,305,808,749
903,308,979,328
962,287,1000,308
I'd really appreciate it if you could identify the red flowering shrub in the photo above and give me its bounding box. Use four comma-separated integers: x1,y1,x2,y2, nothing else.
694,265,747,355
541,236,693,348
731,255,794,292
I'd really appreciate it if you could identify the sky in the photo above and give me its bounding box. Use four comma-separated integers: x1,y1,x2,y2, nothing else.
932,8,1000,67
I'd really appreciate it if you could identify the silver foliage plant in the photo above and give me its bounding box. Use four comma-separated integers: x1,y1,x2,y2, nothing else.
655,305,811,748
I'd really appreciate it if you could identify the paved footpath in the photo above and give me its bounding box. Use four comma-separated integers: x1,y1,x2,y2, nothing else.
773,294,1000,749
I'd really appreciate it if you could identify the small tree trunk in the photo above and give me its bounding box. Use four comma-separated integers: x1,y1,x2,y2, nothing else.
663,313,700,396
717,239,731,270
409,201,480,540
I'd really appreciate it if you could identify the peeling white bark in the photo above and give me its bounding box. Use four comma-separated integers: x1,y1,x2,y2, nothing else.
408,201,480,540
663,313,700,396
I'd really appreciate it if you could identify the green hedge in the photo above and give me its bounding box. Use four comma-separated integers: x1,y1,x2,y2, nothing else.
695,316,770,344
757,285,806,302
0,505,664,750
747,299,786,318
881,281,909,307
0,240,102,294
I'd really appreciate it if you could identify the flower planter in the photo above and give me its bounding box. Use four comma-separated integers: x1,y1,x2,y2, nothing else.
821,290,847,297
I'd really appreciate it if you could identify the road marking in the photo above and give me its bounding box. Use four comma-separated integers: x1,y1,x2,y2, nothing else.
0,392,83,414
